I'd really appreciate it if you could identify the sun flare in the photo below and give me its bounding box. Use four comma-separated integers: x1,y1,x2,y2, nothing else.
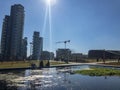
45,0,56,6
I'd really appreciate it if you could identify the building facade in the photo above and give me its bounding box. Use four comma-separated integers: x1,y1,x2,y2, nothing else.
56,49,71,62
10,4,25,60
32,31,43,60
70,53,87,62
88,50,120,59
41,51,54,60
1,15,11,60
1,4,25,60
39,37,43,59
21,37,28,60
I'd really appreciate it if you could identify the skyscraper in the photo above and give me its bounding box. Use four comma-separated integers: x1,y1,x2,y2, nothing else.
10,4,25,60
32,31,43,60
1,4,25,60
21,37,28,60
40,37,43,58
1,15,11,60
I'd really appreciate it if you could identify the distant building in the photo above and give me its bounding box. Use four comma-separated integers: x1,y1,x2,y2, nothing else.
70,53,82,62
70,53,87,62
56,49,71,61
21,37,27,60
88,50,120,59
0,54,2,61
32,31,43,60
1,4,25,60
39,37,43,59
41,51,54,60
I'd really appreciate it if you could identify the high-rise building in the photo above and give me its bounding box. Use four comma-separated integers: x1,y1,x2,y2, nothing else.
40,37,43,59
0,4,25,60
21,37,28,60
10,4,25,60
1,15,11,60
32,31,43,60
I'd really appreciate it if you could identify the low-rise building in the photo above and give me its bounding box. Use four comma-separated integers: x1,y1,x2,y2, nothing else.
56,49,71,62
41,51,54,60
70,53,87,62
88,50,120,59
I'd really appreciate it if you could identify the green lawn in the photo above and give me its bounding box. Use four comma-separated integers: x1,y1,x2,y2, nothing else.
75,67,120,76
0,61,31,69
50,61,66,65
0,60,67,69
102,62,120,66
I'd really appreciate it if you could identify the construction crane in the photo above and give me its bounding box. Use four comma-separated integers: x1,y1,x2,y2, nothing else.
56,40,70,49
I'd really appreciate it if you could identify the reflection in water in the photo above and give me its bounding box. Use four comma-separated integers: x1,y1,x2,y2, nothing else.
18,67,74,90
24,70,31,88
104,76,107,79
1,65,120,90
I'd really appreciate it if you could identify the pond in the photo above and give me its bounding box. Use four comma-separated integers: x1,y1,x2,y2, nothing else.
0,65,120,90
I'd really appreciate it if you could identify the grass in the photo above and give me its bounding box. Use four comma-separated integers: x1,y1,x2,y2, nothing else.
50,61,66,65
0,60,67,69
75,67,120,76
0,61,32,69
102,62,120,66
0,60,43,69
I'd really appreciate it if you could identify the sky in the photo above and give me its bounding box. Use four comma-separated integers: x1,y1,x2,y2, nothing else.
0,0,120,56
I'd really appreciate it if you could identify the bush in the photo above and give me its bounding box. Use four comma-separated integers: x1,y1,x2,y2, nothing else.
75,68,120,76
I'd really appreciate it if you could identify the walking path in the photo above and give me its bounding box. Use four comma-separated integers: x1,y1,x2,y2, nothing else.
51,62,120,68
50,62,96,67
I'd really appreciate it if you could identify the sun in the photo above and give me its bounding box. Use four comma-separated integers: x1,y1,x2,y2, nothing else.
45,0,56,6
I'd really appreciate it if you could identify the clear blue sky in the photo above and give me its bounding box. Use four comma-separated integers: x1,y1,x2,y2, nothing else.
0,0,120,55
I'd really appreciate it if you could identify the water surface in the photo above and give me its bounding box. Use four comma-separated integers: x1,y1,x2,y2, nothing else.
1,65,120,90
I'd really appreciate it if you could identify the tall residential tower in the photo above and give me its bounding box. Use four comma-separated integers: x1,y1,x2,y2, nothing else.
22,37,28,60
10,4,25,60
1,4,25,60
1,15,11,60
32,31,43,60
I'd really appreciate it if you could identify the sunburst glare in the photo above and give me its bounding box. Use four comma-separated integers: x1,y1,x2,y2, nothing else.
45,0,56,6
